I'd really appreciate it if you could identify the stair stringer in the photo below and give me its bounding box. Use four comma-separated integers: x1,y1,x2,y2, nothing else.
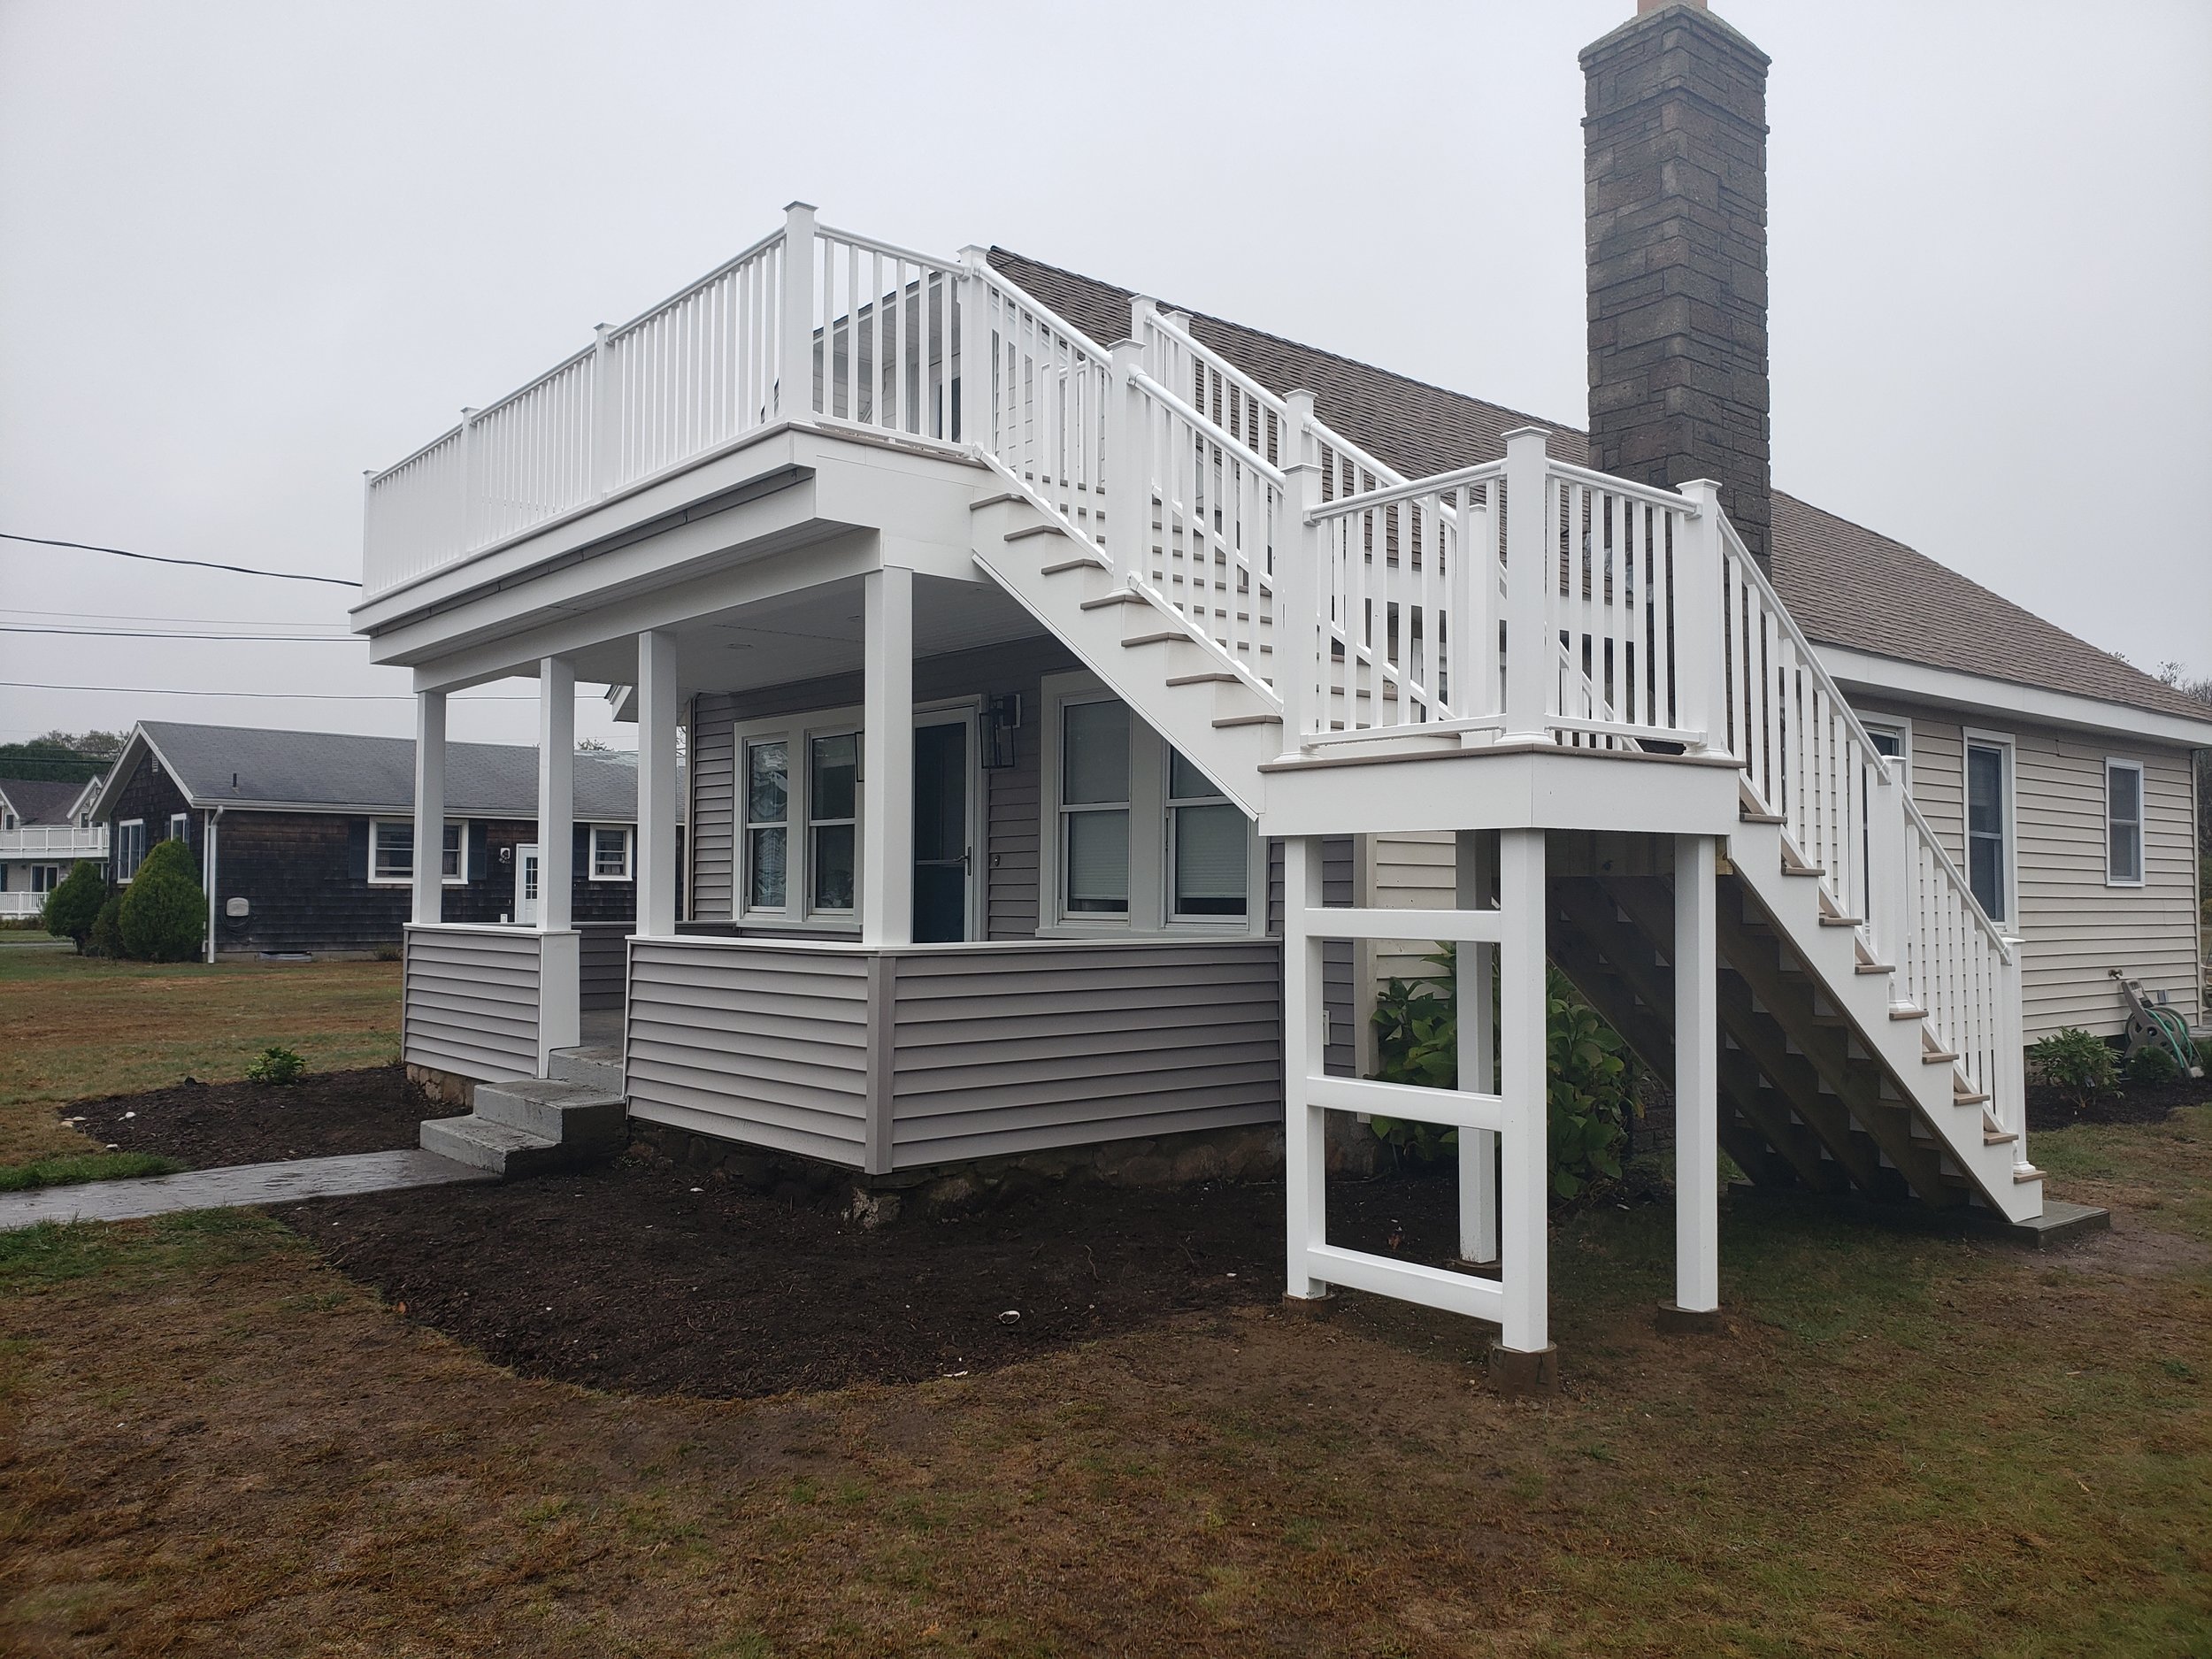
1726,817,2044,1222
968,487,1285,816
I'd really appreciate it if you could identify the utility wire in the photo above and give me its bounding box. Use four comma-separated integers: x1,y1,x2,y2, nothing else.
1,626,358,641
1,606,351,630
0,532,360,588
0,680,562,702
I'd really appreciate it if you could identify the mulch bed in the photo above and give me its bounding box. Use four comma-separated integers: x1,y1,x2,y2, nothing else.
2025,1071,2211,1132
286,1150,1471,1400
71,1066,428,1167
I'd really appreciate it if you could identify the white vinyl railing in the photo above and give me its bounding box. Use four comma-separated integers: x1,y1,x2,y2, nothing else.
0,826,105,856
0,891,49,918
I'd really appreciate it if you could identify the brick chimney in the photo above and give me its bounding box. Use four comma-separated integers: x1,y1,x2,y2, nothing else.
1582,0,1772,566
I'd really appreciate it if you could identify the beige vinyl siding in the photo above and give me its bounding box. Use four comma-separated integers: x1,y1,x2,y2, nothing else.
403,925,541,1082
1844,697,2201,1040
687,693,734,921
624,939,872,1164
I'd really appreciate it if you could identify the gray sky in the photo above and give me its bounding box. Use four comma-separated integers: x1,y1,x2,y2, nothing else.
3,0,2207,751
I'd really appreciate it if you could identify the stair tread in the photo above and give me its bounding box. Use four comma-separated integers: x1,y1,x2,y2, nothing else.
1817,914,1863,927
1984,1129,2017,1145
1954,1090,1991,1106
968,491,1030,511
1855,961,1896,974
1079,591,1146,610
1041,556,1103,576
1122,630,1190,648
1739,809,1786,824
1165,672,1240,686
1005,522,1065,542
1889,1006,1926,1020
1212,713,1282,728
421,1116,556,1152
1922,1050,1962,1064
2014,1166,2045,1184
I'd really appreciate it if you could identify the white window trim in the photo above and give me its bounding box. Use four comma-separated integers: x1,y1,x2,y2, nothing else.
366,818,470,887
1962,728,2017,930
116,818,145,883
734,704,864,931
587,824,634,882
1038,671,1264,939
2104,757,2147,888
1861,716,1912,789
167,812,189,842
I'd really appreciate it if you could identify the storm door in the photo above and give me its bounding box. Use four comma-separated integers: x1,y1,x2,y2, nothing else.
912,716,972,943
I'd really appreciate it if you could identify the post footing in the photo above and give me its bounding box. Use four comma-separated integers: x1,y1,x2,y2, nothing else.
1279,1289,1334,1317
1486,1341,1559,1397
1655,1300,1724,1334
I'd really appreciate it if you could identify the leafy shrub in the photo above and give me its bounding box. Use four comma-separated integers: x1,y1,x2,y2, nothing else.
245,1046,306,1086
2028,1027,2117,1110
1368,948,1634,1197
2127,1042,2180,1086
39,861,107,951
88,893,125,957
118,838,205,962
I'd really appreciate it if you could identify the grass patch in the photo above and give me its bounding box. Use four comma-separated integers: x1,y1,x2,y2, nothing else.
0,1150,180,1192
0,949,399,1168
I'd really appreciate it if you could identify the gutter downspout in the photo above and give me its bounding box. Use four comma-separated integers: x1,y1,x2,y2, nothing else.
204,807,222,965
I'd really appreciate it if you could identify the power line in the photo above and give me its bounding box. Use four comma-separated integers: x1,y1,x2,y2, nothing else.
0,532,361,588
1,626,358,641
3,680,605,702
1,606,351,630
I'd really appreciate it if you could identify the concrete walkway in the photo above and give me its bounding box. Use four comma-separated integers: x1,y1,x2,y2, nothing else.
0,1148,493,1232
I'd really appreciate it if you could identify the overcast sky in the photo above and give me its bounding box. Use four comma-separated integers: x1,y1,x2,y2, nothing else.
2,0,2206,752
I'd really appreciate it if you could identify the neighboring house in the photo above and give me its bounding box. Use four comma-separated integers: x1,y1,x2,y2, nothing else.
349,0,2209,1378
0,775,107,918
89,725,677,987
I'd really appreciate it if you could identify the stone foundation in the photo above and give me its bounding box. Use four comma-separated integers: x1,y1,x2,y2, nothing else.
405,1064,475,1112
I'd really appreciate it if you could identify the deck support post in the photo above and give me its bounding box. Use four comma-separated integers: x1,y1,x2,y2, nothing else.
411,689,447,928
1665,831,1723,1327
535,656,579,1067
1494,827,1550,1364
1455,829,1499,1265
861,563,914,946
1500,428,1553,742
635,629,680,940
780,202,817,423
1275,390,1320,757
1282,834,1329,1302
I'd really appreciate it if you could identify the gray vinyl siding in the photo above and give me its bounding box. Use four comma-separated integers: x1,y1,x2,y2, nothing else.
624,939,871,1164
887,941,1281,1168
403,926,540,1082
1267,837,1353,1076
578,921,631,1011
1850,695,2202,1039
686,636,1079,929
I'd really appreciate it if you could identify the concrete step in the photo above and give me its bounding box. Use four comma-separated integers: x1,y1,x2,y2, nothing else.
473,1078,626,1146
419,1114,573,1178
548,1046,623,1094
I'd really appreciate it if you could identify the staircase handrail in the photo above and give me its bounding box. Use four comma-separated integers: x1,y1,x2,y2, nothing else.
1126,368,1286,492
1307,459,1504,522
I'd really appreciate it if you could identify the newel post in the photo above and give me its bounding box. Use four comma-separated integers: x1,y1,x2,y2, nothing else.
2000,937,2029,1171
591,323,617,498
1104,340,1146,581
956,245,992,450
1675,478,1726,749
1274,388,1321,757
1868,758,1909,982
457,406,480,553
780,201,818,423
1500,427,1553,740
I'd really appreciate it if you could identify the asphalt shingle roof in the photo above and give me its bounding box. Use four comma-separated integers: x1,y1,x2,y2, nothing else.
135,722,656,820
989,249,2210,728
0,777,93,826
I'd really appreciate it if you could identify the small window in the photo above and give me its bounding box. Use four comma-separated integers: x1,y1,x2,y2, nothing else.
442,823,465,881
809,733,858,911
589,826,633,881
371,821,413,883
745,739,789,910
2,810,15,831
32,864,60,894
1965,740,2009,924
2106,760,2144,886
1167,749,1248,918
168,813,189,843
1863,722,1909,787
116,819,146,881
1061,700,1130,916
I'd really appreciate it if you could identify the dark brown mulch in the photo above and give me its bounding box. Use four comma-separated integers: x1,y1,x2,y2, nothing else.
73,1066,428,1167
2025,1071,2212,1132
287,1151,1470,1400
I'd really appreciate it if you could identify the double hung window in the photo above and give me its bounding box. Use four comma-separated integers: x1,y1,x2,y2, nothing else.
116,819,146,881
1965,739,2010,924
739,718,864,922
2106,759,2144,886
1060,700,1131,916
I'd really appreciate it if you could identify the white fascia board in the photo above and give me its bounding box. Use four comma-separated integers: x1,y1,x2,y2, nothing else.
1816,644,2212,749
88,727,198,818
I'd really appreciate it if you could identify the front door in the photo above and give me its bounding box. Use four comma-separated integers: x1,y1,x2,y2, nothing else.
912,718,971,943
514,843,541,926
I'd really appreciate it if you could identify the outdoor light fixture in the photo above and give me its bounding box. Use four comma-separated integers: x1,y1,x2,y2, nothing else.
979,692,1022,770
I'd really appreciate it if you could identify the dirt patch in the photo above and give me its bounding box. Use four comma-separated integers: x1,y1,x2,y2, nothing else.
70,1065,427,1167
291,1149,1488,1398
2026,1070,2211,1131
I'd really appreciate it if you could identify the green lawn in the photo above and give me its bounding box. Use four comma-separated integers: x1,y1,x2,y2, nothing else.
0,949,400,1168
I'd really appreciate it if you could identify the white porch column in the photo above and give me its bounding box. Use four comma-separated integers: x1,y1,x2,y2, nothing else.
860,565,914,946
535,657,579,1067
1455,829,1499,1266
1670,833,1722,1323
1282,834,1329,1301
635,630,680,939
411,690,447,927
1494,827,1551,1371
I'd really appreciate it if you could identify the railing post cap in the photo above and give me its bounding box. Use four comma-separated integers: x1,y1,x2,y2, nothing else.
1678,477,1724,500
784,199,818,214
956,243,990,266
1502,425,1550,445
594,321,613,338
1110,338,1143,369
1285,388,1317,411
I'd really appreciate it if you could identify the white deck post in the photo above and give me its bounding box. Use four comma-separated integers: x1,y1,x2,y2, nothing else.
861,563,914,946
1671,833,1721,1321
1495,827,1550,1361
1868,758,1909,981
1275,390,1320,757
1283,834,1329,1301
1104,340,1144,580
780,202,818,423
535,657,579,1067
590,323,617,498
1455,829,1499,1264
1674,479,1725,747
635,629,680,940
411,689,447,928
2000,938,2030,1177
1500,428,1553,741
956,246,991,449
